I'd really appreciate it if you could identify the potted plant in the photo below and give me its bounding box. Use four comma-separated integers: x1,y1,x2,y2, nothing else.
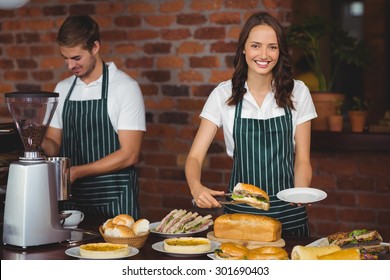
287,16,371,131
348,96,369,132
328,100,344,132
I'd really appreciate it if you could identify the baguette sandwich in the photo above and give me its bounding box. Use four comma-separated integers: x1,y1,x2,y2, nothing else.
231,183,270,211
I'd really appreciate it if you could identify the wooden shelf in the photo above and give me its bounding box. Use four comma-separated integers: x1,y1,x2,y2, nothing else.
311,131,390,152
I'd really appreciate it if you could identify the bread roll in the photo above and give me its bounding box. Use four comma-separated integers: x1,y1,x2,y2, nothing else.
214,213,281,242
79,243,129,259
112,225,135,238
247,246,289,260
318,248,360,260
291,245,341,260
102,218,114,231
132,218,150,235
163,237,211,254
113,214,134,227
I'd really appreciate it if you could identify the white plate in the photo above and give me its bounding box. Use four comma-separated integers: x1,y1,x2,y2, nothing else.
65,246,139,260
152,240,220,258
276,188,327,204
306,237,390,248
207,253,218,260
149,222,210,238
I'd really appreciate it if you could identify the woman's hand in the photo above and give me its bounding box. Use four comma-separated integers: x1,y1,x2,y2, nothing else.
191,185,225,208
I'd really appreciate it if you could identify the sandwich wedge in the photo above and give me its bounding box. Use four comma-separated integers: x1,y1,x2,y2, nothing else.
231,183,270,211
327,229,388,259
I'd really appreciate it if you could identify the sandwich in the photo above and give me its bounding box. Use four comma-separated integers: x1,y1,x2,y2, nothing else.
154,209,213,234
231,183,270,210
327,229,388,259
327,229,383,247
214,242,249,260
291,245,341,260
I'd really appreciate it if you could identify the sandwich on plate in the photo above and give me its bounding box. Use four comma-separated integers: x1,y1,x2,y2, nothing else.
327,229,389,259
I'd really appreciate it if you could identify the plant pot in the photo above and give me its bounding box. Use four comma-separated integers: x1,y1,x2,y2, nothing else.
311,92,345,131
348,110,367,132
328,115,343,132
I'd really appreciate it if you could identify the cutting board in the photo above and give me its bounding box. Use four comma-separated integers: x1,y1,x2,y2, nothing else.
207,231,285,249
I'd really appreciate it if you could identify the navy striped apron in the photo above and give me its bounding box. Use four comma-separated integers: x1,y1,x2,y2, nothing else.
225,99,310,237
60,64,139,220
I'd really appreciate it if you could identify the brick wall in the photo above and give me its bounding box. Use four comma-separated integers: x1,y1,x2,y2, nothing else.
1,0,389,241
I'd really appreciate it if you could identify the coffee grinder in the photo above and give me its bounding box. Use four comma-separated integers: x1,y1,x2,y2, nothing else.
3,91,71,247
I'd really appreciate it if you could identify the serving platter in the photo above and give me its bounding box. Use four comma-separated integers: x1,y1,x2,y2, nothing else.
65,246,139,260
149,221,209,238
306,237,390,248
151,240,220,258
276,188,327,204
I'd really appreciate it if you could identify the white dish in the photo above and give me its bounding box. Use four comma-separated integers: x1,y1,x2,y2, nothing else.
207,253,218,260
149,222,209,238
65,246,139,259
276,188,327,204
152,240,220,258
306,237,390,248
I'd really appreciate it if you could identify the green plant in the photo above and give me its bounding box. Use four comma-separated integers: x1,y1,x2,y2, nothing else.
287,16,371,92
349,96,369,111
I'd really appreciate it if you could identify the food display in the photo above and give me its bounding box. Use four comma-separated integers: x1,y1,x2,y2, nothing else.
79,242,129,259
213,213,281,242
246,246,289,260
326,229,388,259
102,214,149,237
163,237,211,253
154,209,213,234
231,183,270,210
214,242,249,260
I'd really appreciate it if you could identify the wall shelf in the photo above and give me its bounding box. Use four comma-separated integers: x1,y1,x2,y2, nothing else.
311,131,390,152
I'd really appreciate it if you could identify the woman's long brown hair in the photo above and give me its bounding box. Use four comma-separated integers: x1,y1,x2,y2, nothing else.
227,12,294,109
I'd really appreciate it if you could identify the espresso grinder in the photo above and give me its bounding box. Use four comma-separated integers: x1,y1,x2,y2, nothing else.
3,91,71,247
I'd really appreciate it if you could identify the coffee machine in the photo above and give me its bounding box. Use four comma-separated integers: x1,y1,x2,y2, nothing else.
3,91,71,248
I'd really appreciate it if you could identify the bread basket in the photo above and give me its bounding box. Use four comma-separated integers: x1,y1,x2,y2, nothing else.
99,226,149,249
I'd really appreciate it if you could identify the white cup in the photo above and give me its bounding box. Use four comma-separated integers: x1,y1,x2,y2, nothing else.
61,210,84,228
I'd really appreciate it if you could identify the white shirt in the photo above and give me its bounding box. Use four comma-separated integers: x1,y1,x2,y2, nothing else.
50,62,146,132
200,79,317,157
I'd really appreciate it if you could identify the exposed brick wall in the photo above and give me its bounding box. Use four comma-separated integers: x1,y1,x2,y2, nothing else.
1,0,389,241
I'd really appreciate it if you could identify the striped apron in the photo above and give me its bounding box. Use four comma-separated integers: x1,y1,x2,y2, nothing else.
225,99,310,237
59,64,139,220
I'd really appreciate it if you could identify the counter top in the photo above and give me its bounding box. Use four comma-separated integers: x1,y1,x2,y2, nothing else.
1,221,389,260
